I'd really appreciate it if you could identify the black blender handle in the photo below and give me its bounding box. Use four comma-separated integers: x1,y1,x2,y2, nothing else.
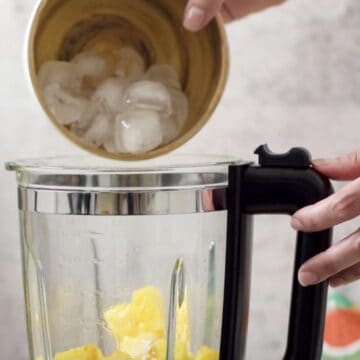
220,145,333,360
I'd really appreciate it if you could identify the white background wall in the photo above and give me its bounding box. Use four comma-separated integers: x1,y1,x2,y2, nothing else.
0,0,359,358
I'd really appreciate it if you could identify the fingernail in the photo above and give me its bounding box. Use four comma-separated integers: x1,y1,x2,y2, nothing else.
298,271,319,286
330,277,346,288
312,158,330,167
291,217,304,231
184,6,206,31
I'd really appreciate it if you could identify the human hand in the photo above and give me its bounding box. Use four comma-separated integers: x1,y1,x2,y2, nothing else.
183,0,286,31
291,150,360,288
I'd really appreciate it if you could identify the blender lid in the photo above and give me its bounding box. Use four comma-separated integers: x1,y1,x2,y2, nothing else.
6,154,246,191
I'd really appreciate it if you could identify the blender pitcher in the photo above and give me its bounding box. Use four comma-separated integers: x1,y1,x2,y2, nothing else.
6,145,333,360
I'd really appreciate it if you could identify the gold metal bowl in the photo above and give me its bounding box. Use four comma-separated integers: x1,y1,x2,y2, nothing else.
27,0,229,160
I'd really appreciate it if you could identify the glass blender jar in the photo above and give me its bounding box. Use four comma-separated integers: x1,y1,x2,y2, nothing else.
7,145,333,360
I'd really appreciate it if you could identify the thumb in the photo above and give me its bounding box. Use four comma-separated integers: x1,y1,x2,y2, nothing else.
312,150,360,181
184,0,223,32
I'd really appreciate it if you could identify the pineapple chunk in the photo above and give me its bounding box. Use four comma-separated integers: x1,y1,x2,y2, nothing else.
54,345,131,360
104,287,165,343
195,347,219,360
149,339,166,360
53,286,219,360
119,335,154,359
104,351,132,360
54,344,102,360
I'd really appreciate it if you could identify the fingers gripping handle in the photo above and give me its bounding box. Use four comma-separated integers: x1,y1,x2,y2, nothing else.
242,164,333,360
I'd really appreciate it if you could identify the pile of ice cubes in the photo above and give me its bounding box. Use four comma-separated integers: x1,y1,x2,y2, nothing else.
38,46,188,154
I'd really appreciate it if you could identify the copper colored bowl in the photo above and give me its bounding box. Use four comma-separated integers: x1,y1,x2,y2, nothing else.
27,0,229,160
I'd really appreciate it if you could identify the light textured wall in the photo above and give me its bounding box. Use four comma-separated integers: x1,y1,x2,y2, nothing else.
0,0,359,359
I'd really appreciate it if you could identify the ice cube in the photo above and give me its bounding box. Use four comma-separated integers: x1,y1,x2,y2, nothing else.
72,52,107,77
72,51,114,89
103,136,118,153
115,109,163,153
124,80,172,114
92,77,128,113
169,88,189,128
38,61,81,90
83,111,114,147
144,64,181,89
159,115,178,143
114,47,145,82
43,83,89,125
70,101,103,135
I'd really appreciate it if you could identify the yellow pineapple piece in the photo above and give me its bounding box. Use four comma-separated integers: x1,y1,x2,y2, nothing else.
195,347,219,360
105,302,134,339
104,351,132,360
54,344,103,360
131,287,166,337
104,287,165,343
53,286,220,360
149,338,166,360
119,335,155,359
